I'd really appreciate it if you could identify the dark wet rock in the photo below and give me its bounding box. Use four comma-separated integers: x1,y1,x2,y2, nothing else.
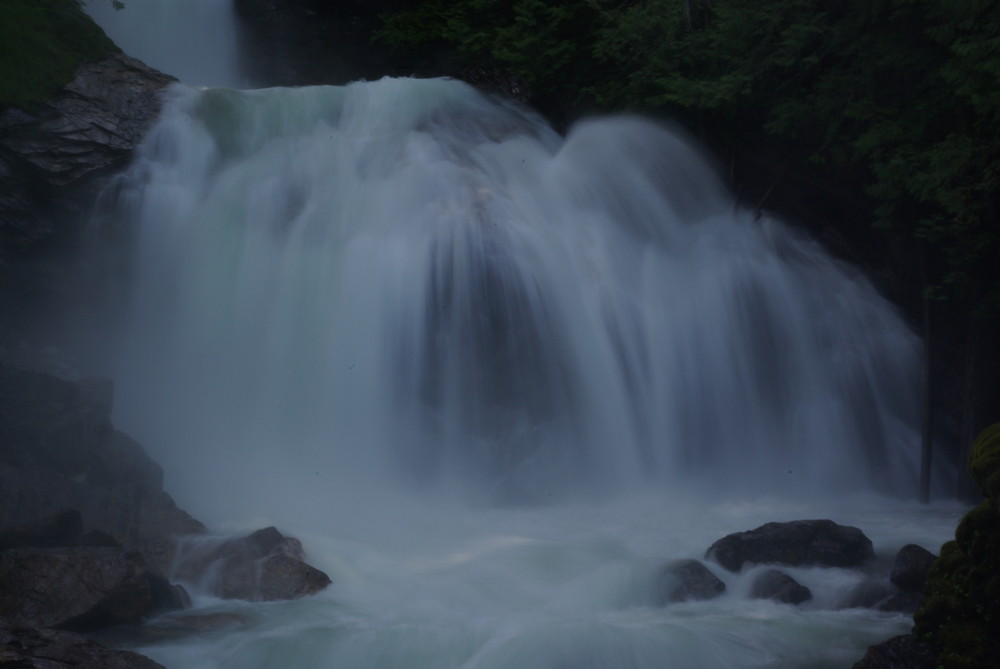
839,579,922,614
0,625,164,669
655,559,726,604
840,579,895,609
173,527,331,601
0,53,174,186
0,547,175,631
853,633,937,669
749,569,812,605
890,544,936,593
0,364,206,570
257,552,331,601
875,590,923,614
0,508,121,551
0,52,174,261
705,519,874,572
0,509,85,550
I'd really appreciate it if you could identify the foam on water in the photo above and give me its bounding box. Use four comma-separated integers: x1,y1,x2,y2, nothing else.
86,77,955,668
121,492,963,669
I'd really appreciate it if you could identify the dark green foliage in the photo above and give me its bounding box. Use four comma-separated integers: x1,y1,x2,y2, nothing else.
377,0,604,111
914,507,1000,668
914,423,1000,668
378,0,1000,315
970,423,1000,505
0,0,117,112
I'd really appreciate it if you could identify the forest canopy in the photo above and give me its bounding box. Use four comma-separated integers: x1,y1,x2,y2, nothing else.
378,0,1000,314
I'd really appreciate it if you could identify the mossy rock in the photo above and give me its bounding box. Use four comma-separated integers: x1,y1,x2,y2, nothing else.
914,502,1000,668
0,0,117,112
969,422,1000,503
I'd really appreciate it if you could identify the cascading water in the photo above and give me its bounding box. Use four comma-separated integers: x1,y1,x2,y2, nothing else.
83,0,246,88
107,79,923,517
81,78,967,668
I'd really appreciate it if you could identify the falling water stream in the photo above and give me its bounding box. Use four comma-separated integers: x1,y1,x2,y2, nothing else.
79,3,965,668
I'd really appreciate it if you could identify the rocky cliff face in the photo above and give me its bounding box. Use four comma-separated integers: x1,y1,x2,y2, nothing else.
0,364,206,568
0,52,174,264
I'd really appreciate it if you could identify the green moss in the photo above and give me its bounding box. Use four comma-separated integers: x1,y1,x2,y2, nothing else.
969,422,1000,502
913,423,1000,666
0,0,117,113
915,499,1000,667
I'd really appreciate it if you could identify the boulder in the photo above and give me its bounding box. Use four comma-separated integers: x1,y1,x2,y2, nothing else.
172,527,331,601
705,519,874,572
0,364,206,570
0,546,179,631
0,509,85,549
0,625,164,669
749,569,812,605
655,559,726,604
889,544,936,593
853,633,937,669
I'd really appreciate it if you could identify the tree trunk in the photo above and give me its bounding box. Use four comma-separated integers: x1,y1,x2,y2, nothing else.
919,251,932,503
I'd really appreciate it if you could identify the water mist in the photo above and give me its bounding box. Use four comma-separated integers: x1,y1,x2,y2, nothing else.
78,72,961,669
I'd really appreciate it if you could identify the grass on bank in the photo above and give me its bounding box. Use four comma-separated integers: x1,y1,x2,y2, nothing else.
0,0,117,112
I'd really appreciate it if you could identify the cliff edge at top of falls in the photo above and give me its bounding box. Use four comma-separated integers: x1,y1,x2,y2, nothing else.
1,4,175,264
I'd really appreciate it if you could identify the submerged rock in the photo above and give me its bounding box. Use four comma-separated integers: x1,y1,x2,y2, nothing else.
173,527,331,601
705,519,874,571
749,569,812,605
0,625,164,669
655,559,726,604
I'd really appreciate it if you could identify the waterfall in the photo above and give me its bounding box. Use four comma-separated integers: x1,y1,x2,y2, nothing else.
101,79,923,522
83,0,246,88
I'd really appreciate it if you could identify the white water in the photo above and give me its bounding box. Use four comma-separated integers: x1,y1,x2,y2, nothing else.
85,78,964,667
124,494,961,669
109,80,926,515
83,0,246,88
